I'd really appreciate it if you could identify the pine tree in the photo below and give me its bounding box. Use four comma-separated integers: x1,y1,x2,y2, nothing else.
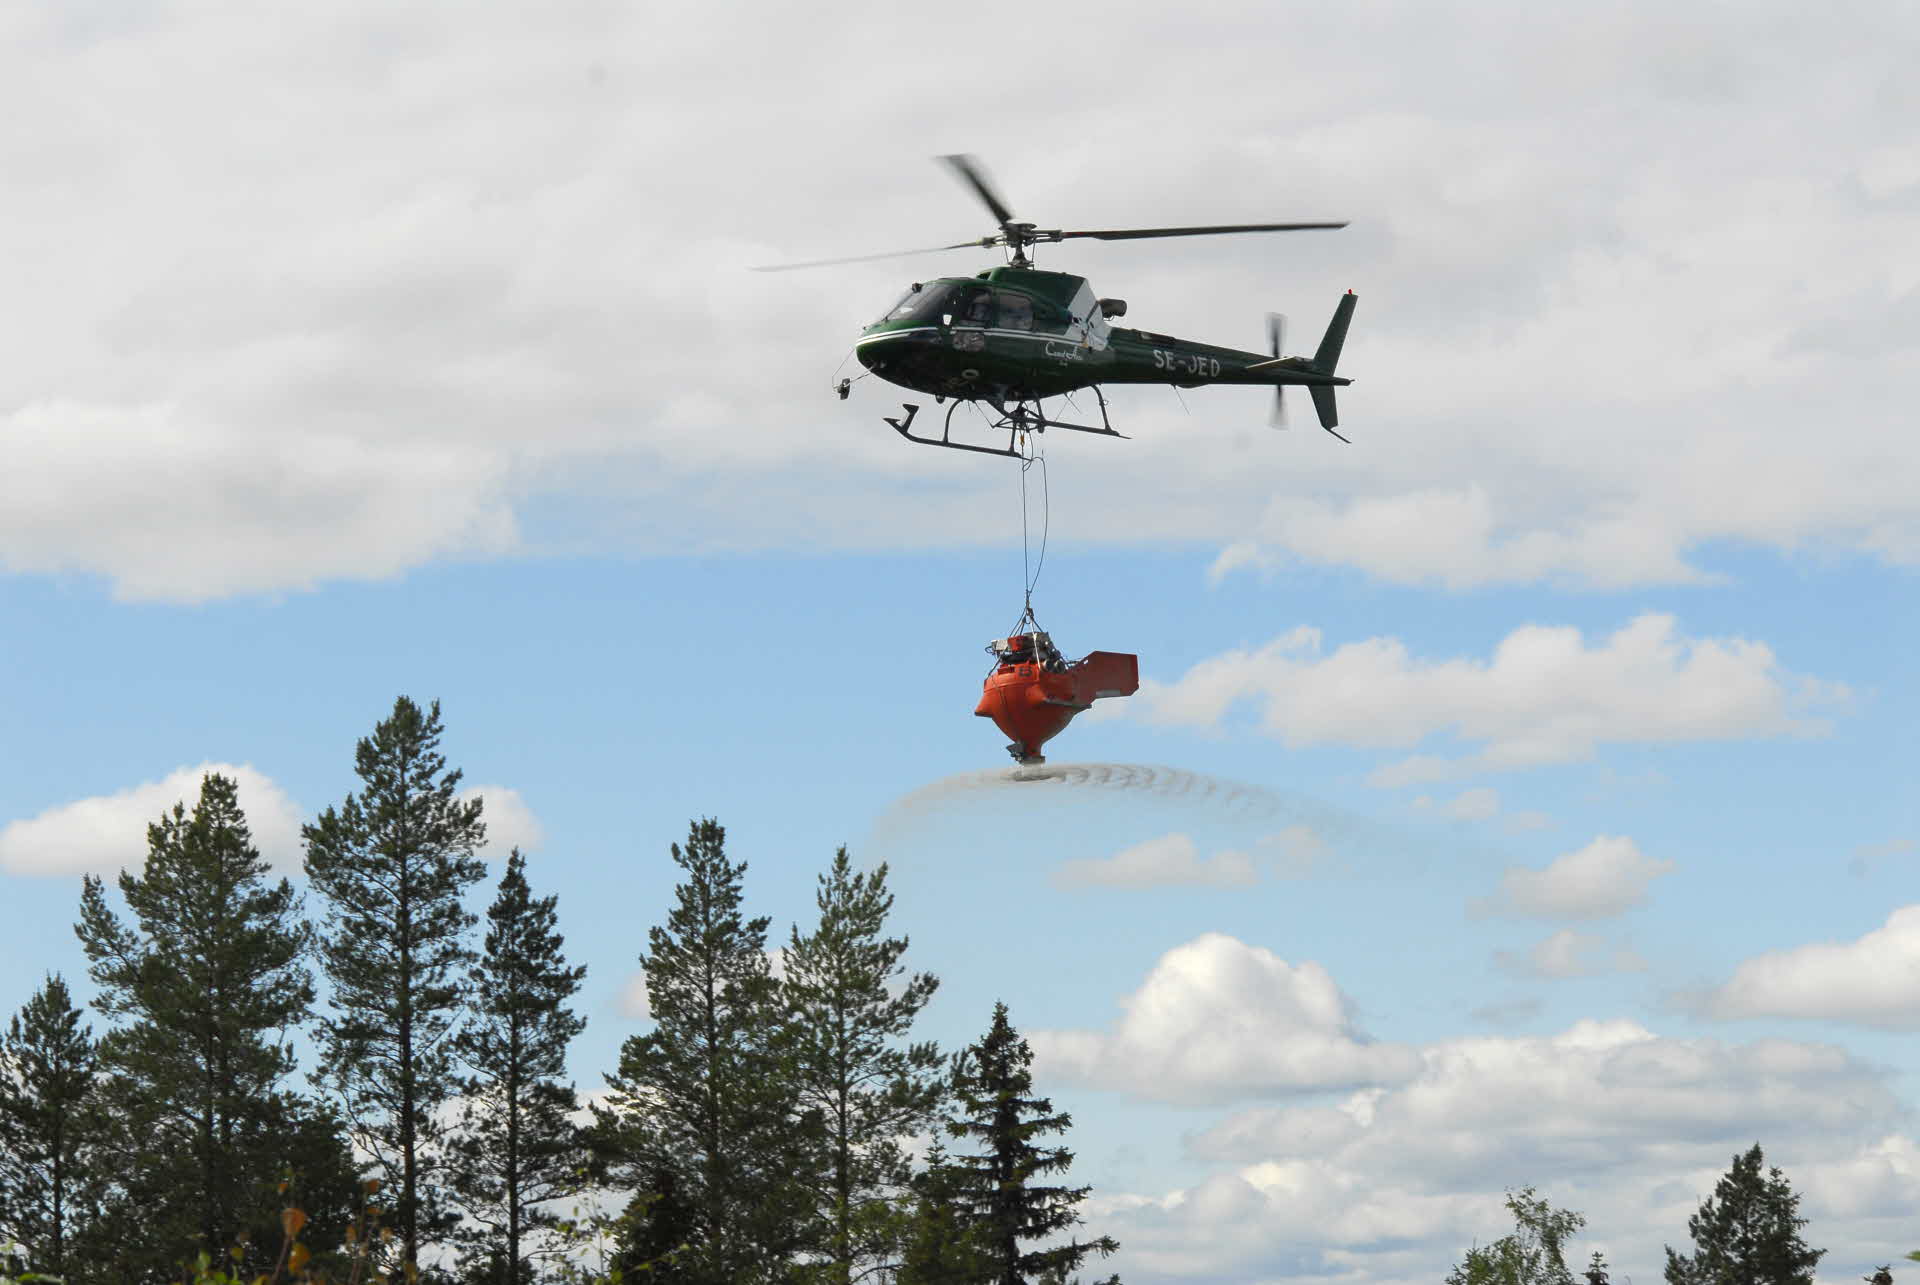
783,848,943,1284
74,772,319,1277
305,696,488,1276
937,1004,1118,1285
592,818,813,1285
450,849,588,1285
0,975,105,1277
1664,1143,1824,1285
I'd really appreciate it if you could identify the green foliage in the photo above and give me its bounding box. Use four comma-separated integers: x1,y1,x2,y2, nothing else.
74,772,320,1280
1445,1189,1588,1285
1663,1144,1823,1285
593,819,813,1285
932,1003,1118,1285
305,696,488,1275
1,1236,65,1285
894,1139,993,1285
782,848,943,1284
449,850,589,1285
0,975,106,1280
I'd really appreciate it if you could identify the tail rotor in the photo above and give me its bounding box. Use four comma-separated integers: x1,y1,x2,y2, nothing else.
1267,312,1287,428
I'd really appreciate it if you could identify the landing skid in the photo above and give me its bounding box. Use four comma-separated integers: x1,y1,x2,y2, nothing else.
885,388,1128,459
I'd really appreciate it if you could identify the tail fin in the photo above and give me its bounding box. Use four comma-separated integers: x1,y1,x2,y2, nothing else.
1312,291,1357,374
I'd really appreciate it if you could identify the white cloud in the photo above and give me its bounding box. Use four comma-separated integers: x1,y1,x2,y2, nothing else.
1494,929,1647,979
0,3,1914,601
1105,1019,1916,1284
458,785,545,859
1029,933,1420,1104
1471,836,1674,920
0,763,304,876
1366,755,1457,789
618,971,651,1021
1443,787,1500,821
1052,833,1258,890
1417,787,1504,821
1680,905,1920,1030
1207,487,1711,591
0,401,517,602
1129,614,1842,771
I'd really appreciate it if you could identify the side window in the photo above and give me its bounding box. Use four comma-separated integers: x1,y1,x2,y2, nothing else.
955,287,995,325
995,292,1034,331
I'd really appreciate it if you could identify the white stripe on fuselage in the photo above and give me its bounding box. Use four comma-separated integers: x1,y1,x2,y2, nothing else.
854,326,1089,348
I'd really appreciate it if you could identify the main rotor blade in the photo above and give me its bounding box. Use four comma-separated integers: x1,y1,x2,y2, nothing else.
939,153,1019,229
1061,221,1348,242
750,240,989,272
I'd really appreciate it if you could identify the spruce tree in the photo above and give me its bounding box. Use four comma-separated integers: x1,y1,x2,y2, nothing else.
782,848,943,1284
937,1003,1118,1285
896,1138,993,1285
1664,1144,1823,1285
0,975,104,1278
450,849,588,1285
305,696,488,1276
593,818,813,1284
74,772,319,1276
608,1171,696,1283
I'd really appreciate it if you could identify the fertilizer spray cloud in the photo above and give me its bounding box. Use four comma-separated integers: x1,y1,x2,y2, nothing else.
872,761,1422,876
888,762,1305,822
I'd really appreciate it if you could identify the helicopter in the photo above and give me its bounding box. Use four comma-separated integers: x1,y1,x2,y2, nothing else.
758,154,1358,458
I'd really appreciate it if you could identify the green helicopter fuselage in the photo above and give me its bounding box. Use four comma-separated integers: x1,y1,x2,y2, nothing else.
853,266,1350,404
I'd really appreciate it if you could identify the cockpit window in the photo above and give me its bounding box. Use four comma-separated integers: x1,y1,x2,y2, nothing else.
995,292,1034,331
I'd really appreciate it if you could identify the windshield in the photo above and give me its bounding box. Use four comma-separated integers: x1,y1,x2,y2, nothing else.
877,284,930,323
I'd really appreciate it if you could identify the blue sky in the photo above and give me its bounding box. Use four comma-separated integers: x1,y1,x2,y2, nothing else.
3,2,1918,1282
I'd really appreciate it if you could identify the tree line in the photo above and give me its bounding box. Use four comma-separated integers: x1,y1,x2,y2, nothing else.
0,697,1121,1285
1445,1142,1904,1285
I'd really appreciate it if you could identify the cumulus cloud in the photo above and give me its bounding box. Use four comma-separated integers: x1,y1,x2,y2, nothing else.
458,785,546,859
1029,933,1419,1104
1052,833,1257,890
0,763,304,876
1679,905,1920,1030
0,1,1913,603
1129,614,1843,771
1470,836,1674,920
1033,934,1917,1283
0,402,518,602
1494,929,1648,979
1102,1019,1915,1283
